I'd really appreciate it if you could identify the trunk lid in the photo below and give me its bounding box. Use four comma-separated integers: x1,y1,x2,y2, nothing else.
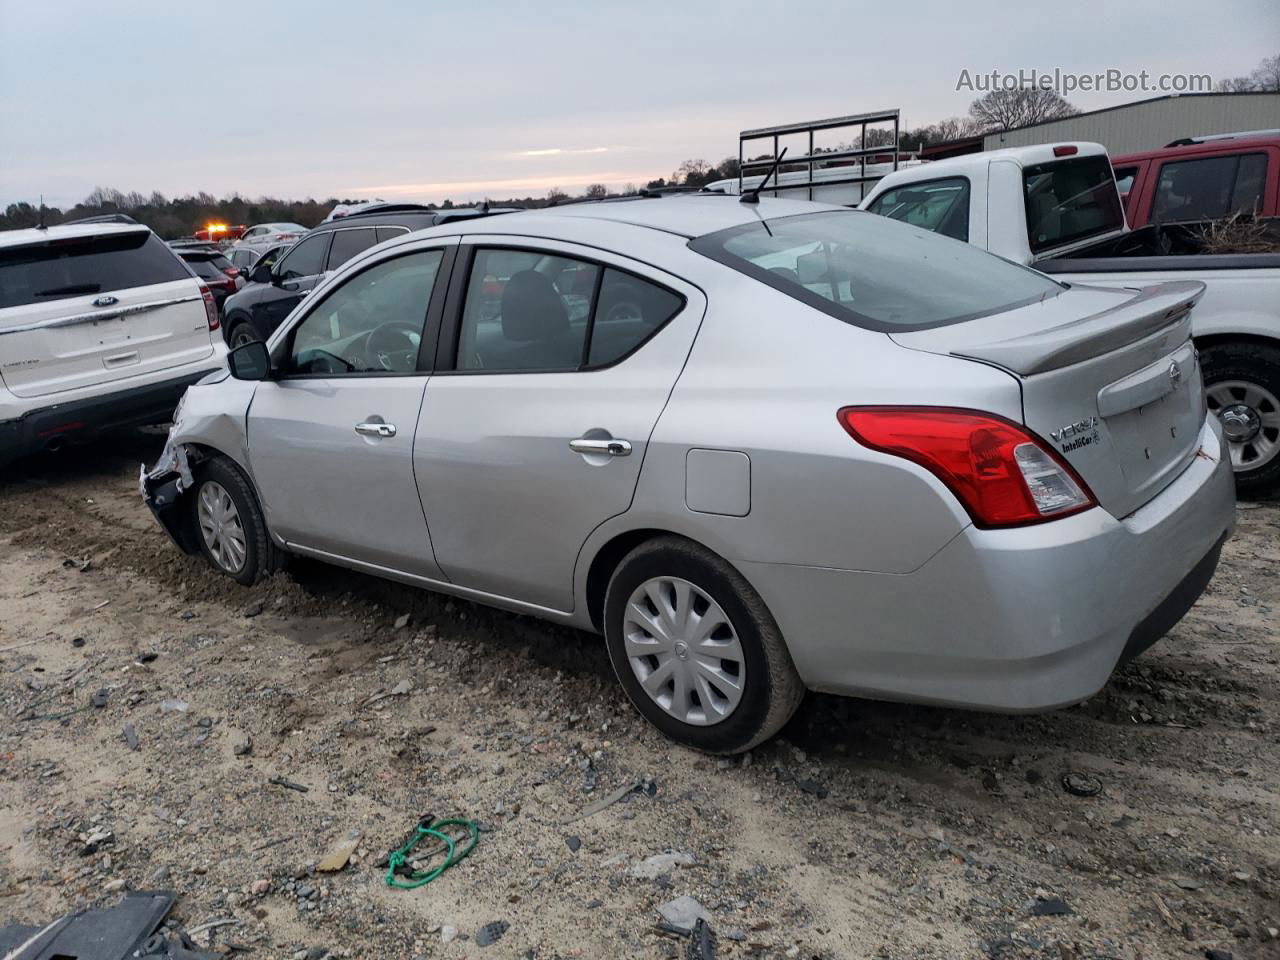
892,280,1207,518
0,229,215,399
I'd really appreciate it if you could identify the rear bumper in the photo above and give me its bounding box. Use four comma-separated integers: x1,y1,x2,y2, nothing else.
0,369,219,466
740,417,1237,711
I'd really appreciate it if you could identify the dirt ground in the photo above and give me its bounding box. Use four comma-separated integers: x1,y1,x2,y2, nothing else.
1,431,1277,960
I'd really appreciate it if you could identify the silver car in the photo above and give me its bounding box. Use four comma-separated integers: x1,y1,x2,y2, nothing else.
142,197,1236,754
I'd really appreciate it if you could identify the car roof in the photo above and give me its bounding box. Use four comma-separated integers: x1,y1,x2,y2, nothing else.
0,221,151,250
1112,134,1280,163
434,195,851,241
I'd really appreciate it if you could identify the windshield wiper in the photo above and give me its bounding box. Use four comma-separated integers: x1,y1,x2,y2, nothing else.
34,283,101,297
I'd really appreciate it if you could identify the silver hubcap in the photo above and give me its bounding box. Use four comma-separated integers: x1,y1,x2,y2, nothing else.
623,577,745,726
231,328,257,348
197,481,247,573
1206,379,1280,473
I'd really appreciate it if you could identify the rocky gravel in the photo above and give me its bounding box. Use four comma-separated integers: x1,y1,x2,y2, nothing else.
0,432,1277,959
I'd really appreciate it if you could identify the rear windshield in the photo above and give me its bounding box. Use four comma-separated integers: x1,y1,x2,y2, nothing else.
689,210,1062,331
184,257,224,280
0,231,190,309
1022,155,1124,253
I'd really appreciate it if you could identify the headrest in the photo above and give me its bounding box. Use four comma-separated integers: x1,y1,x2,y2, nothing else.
500,270,568,341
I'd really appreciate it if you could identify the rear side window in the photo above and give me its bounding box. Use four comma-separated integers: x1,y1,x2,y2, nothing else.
1112,165,1138,197
326,228,378,270
455,248,684,372
691,210,1062,332
1022,155,1124,253
866,177,970,241
1151,153,1268,223
0,232,190,309
184,258,223,280
376,226,410,243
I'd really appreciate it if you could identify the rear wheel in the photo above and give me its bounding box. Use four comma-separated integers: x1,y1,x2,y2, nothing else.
1201,342,1280,496
603,536,804,754
189,456,277,585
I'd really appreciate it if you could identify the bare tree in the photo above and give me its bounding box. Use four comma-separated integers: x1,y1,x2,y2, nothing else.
584,183,608,199
546,187,568,204
1252,53,1280,91
676,158,712,186
968,87,1078,132
1218,75,1258,92
621,182,639,196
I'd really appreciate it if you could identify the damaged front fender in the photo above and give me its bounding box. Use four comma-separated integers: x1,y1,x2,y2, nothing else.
140,376,256,555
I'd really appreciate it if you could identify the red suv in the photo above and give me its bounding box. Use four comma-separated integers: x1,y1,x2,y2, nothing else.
1111,132,1279,228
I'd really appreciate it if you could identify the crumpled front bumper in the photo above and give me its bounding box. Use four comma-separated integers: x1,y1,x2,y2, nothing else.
139,422,201,555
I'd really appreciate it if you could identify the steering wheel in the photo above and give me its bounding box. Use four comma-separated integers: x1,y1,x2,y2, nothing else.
365,322,421,372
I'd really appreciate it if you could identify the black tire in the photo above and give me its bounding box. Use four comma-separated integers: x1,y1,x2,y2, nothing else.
188,455,278,586
1200,341,1280,497
227,318,260,350
603,536,804,754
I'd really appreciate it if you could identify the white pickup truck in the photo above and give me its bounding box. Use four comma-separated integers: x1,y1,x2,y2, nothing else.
858,142,1280,495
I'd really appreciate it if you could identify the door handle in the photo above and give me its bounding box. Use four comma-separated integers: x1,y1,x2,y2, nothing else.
569,437,631,457
355,422,397,438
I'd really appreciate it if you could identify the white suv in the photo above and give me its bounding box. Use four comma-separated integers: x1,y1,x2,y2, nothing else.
0,218,228,466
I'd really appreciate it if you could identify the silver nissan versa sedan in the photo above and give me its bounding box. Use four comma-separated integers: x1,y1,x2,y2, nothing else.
142,196,1236,754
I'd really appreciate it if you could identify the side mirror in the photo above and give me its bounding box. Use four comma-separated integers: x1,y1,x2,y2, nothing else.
250,262,273,284
227,340,272,381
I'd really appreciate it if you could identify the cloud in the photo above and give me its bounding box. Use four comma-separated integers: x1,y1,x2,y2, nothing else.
515,146,612,157
340,169,657,201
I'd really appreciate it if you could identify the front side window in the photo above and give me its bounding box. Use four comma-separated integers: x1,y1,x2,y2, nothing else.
1022,155,1124,252
866,177,970,241
691,210,1062,332
1152,153,1268,223
276,233,328,280
326,228,378,270
287,250,443,376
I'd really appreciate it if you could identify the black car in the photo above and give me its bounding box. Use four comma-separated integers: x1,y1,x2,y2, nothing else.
173,246,240,311
219,206,514,348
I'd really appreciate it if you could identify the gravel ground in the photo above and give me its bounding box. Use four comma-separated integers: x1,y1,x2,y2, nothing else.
0,431,1277,960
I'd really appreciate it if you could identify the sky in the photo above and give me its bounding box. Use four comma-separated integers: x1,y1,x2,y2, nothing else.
1,0,1276,209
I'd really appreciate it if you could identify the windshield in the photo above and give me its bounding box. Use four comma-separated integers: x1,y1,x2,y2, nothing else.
690,210,1063,331
1022,155,1124,254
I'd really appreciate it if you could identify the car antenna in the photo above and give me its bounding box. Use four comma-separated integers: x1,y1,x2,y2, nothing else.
740,148,787,205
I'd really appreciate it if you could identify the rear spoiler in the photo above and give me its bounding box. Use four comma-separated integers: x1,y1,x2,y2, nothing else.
947,281,1205,375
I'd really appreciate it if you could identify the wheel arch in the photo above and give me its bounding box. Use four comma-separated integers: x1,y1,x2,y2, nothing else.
1194,332,1280,353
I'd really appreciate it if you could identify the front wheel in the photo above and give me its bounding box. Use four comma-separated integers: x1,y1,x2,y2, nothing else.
189,456,277,585
1201,342,1280,497
603,536,804,754
227,319,260,350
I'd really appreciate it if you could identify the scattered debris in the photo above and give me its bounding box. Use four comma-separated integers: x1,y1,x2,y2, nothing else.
232,732,253,756
657,895,711,929
242,601,264,619
559,778,652,824
71,636,86,648
628,851,695,880
317,835,361,873
159,698,188,713
474,920,508,947
122,724,139,750
269,776,309,793
565,835,581,852
0,638,43,655
1152,893,1180,931
689,917,716,960
796,778,829,799
1172,876,1206,891
1061,771,1103,797
1029,897,1073,916
91,687,110,708
390,678,413,696
394,613,411,630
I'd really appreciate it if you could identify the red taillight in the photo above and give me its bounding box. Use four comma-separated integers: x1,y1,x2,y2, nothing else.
837,407,1096,528
198,282,219,331
223,266,240,279
1053,145,1078,157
